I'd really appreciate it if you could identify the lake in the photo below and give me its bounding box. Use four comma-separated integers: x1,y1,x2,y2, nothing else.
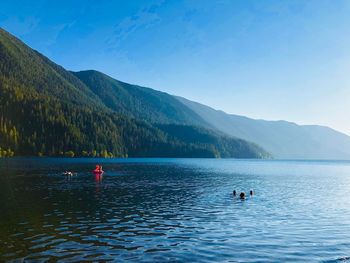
1,158,350,262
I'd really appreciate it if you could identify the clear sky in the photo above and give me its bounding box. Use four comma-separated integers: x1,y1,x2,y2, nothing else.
1,0,350,134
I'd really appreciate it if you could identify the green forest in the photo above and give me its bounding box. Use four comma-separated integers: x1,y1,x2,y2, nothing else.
0,27,270,159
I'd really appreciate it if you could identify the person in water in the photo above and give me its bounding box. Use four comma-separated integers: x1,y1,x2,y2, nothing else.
94,165,104,173
233,190,253,199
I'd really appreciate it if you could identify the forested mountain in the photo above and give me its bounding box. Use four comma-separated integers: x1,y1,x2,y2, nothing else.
0,29,104,109
0,27,269,158
73,65,350,160
4,25,348,160
177,97,350,159
156,124,267,158
72,70,208,125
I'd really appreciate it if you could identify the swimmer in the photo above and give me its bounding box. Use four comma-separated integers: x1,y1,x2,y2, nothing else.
240,192,245,199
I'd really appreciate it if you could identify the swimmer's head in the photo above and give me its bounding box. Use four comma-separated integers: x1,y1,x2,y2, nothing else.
240,192,245,199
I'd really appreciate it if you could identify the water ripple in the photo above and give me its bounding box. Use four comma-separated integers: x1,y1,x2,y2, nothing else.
1,159,350,262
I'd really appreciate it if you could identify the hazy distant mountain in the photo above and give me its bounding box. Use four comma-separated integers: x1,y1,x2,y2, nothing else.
0,27,268,158
177,97,350,159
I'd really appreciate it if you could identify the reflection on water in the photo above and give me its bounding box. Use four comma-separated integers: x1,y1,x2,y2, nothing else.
1,158,350,262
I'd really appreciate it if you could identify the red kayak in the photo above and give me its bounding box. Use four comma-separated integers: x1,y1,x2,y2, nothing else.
93,169,104,174
93,165,104,175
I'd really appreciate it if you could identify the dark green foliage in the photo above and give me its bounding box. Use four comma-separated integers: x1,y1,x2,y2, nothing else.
157,124,270,158
0,147,14,157
72,70,209,125
0,29,104,109
0,27,269,158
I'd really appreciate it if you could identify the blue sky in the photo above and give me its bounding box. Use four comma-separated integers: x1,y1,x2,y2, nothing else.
1,0,350,134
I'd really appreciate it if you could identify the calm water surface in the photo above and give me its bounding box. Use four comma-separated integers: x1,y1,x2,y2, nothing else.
1,158,350,262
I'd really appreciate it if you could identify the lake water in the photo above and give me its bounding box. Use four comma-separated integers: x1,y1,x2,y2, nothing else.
1,158,350,262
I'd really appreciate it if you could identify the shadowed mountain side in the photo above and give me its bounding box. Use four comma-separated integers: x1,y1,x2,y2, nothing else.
72,70,210,126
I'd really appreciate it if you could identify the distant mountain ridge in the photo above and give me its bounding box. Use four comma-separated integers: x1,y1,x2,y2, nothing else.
176,97,350,159
0,27,268,158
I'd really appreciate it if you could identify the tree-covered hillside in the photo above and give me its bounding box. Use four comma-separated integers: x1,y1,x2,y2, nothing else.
73,70,209,125
0,27,269,158
0,29,104,109
157,124,269,158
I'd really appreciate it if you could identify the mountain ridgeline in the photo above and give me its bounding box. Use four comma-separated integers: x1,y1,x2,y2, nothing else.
0,27,269,158
177,97,350,159
2,26,350,159
68,70,350,160
72,70,208,126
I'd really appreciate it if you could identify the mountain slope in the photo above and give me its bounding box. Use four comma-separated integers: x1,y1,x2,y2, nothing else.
72,56,350,160
177,96,350,159
0,28,105,109
156,124,268,158
72,70,209,126
0,27,268,158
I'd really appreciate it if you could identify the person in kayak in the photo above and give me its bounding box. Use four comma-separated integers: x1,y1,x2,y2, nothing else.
93,165,104,173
